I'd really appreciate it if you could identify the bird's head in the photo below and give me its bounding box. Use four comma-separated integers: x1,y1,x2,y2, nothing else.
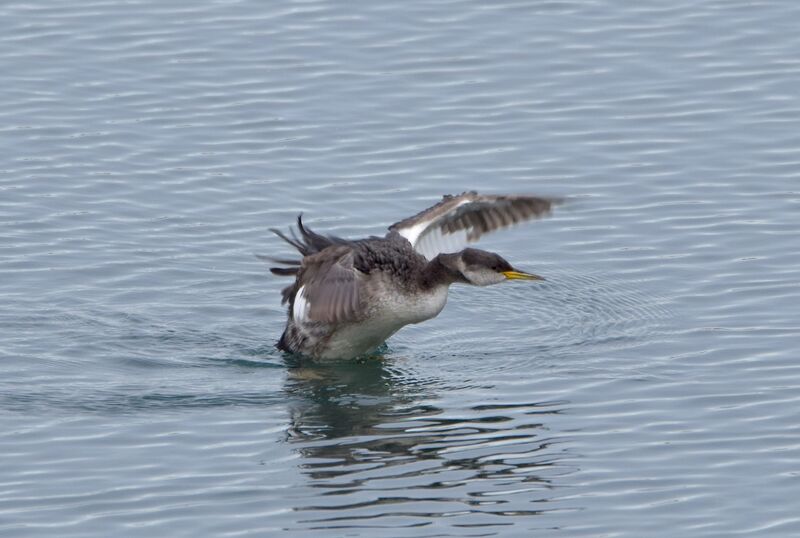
442,248,544,286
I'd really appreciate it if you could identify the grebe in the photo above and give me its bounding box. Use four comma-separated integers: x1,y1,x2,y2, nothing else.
265,192,559,359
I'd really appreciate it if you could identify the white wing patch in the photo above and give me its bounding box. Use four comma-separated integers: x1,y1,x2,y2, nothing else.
395,220,429,247
390,193,559,260
415,227,471,260
293,285,310,322
395,199,470,245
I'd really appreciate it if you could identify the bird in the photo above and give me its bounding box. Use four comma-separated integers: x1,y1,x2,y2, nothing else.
264,191,560,360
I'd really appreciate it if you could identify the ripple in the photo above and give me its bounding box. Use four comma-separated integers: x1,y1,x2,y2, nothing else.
286,380,575,531
3,0,800,535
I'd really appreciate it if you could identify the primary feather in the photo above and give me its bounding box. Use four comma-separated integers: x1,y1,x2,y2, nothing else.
389,191,559,259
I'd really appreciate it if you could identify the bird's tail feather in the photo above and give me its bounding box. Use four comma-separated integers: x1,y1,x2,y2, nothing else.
259,214,346,280
269,214,345,256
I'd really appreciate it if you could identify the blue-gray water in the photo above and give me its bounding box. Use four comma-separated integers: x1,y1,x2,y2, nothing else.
2,1,800,536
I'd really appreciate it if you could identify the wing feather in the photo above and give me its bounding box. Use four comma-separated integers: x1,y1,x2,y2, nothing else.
296,247,362,325
389,191,560,259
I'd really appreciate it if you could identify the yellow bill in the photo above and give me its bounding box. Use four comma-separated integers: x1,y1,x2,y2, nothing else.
502,270,544,281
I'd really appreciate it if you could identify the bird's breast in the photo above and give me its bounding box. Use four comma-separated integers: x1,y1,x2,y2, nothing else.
317,284,448,359
369,281,449,325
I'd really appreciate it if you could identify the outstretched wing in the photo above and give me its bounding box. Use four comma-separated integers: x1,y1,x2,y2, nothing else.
388,191,560,259
292,246,363,325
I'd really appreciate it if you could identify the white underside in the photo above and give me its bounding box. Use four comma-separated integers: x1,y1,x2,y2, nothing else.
314,283,449,360
318,318,404,360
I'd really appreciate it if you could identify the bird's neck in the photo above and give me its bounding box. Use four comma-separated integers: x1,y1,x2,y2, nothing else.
420,253,467,290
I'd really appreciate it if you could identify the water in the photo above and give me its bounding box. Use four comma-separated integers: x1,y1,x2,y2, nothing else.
2,0,800,535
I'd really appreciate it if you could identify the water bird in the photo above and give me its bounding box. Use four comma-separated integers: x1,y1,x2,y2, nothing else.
265,192,560,360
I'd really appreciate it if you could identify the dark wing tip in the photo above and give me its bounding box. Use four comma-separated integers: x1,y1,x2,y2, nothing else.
270,267,299,276
255,253,300,264
257,253,301,278
541,195,566,206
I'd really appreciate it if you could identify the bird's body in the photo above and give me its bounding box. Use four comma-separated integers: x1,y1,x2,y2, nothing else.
277,236,448,359
265,192,559,360
291,281,449,360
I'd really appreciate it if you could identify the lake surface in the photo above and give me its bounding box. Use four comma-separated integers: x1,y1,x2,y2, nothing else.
2,0,800,536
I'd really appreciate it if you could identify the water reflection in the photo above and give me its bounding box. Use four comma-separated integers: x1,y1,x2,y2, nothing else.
282,356,575,528
282,355,427,441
